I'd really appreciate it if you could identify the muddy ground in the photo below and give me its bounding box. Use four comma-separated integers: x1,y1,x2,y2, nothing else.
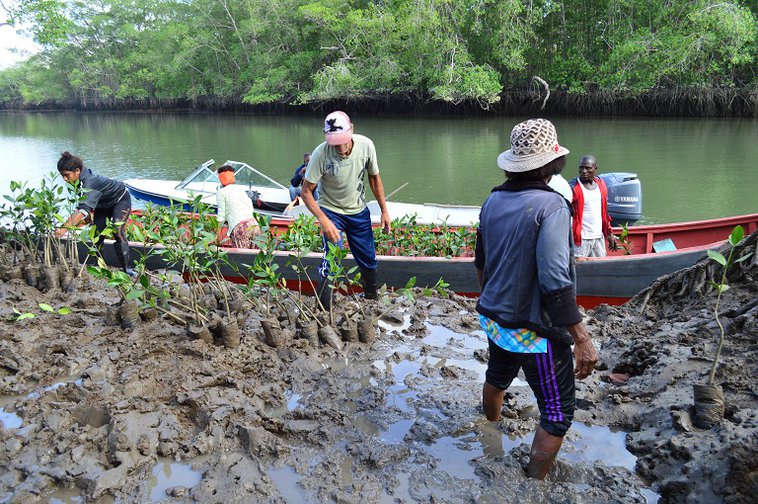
0,233,756,503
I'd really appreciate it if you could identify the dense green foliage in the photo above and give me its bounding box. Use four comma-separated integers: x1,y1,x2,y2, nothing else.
1,0,755,109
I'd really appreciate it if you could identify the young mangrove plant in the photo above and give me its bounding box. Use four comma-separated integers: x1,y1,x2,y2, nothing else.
705,225,752,386
693,225,752,429
0,174,81,290
373,214,477,258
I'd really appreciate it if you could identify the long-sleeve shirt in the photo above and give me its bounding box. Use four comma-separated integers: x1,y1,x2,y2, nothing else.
475,180,580,344
216,184,254,233
76,168,127,211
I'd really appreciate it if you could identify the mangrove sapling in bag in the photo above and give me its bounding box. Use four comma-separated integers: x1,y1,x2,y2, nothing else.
318,324,343,350
693,225,753,429
187,323,214,345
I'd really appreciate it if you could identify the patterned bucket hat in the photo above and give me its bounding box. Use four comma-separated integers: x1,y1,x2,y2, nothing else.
497,118,569,173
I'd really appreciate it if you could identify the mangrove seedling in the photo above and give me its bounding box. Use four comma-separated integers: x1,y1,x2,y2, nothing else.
617,223,632,255
705,225,752,386
693,225,752,429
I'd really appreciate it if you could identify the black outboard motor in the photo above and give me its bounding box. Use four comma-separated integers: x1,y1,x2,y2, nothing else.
598,172,642,226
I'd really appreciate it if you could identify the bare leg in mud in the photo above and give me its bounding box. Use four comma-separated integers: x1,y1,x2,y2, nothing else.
482,381,505,421
527,426,564,480
483,382,564,480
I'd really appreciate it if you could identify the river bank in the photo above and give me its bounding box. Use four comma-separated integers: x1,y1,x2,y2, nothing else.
0,231,756,503
2,85,757,118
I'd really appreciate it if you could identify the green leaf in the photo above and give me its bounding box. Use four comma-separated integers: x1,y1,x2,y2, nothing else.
38,303,54,312
718,284,730,293
57,307,72,315
125,289,144,300
707,250,726,266
735,253,753,264
404,276,417,289
729,225,744,247
16,313,35,320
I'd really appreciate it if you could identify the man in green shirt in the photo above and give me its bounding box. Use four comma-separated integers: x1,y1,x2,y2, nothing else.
301,111,391,309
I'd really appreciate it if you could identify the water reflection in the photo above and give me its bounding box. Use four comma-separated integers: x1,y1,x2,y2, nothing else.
1,113,756,223
0,408,22,429
145,460,203,502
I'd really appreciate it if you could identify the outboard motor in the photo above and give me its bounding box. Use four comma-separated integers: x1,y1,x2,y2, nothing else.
599,172,642,226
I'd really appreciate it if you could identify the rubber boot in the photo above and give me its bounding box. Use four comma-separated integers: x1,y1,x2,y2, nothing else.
526,426,564,480
316,276,332,313
114,241,136,277
360,267,378,300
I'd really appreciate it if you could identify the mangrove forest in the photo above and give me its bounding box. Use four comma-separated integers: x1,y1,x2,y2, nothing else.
1,0,756,116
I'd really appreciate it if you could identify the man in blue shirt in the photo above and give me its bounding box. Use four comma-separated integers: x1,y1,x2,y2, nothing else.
289,152,318,201
475,118,598,479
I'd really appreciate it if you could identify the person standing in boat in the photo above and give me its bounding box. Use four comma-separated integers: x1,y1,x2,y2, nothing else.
54,151,135,275
570,155,618,257
289,152,319,201
475,118,598,480
216,164,260,248
300,111,391,309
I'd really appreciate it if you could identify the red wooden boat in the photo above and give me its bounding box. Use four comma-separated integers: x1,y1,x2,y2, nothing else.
96,213,758,309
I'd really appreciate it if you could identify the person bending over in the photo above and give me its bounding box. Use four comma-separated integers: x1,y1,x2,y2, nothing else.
216,164,260,249
54,151,134,276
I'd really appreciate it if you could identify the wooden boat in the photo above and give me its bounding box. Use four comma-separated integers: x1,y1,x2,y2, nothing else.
91,213,758,309
124,160,641,227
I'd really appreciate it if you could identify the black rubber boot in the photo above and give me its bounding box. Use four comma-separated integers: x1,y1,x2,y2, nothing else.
114,241,136,277
316,276,332,312
360,267,378,300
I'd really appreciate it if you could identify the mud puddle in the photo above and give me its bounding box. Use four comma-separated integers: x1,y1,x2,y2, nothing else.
266,317,657,503
145,459,204,502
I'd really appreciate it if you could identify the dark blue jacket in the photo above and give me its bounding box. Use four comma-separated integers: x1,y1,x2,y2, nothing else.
290,163,307,188
475,180,580,343
76,168,126,212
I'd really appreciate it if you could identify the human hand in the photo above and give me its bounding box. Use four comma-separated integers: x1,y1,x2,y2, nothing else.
566,322,598,379
573,338,598,379
320,217,340,243
608,235,619,252
380,210,391,234
54,228,67,239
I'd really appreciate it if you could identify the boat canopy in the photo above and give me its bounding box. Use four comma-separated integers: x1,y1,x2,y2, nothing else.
175,159,287,195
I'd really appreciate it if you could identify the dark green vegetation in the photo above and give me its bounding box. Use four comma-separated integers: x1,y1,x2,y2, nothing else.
1,1,757,115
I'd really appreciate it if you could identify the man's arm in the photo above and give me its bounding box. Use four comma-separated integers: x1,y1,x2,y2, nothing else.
216,192,227,224
54,210,89,238
367,173,390,233
301,180,340,243
536,208,598,378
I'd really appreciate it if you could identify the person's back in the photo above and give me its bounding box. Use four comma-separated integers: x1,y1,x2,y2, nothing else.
216,165,258,248
217,183,253,233
475,118,597,481
478,187,571,328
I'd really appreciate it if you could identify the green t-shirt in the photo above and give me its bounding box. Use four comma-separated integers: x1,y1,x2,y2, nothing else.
304,134,379,215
